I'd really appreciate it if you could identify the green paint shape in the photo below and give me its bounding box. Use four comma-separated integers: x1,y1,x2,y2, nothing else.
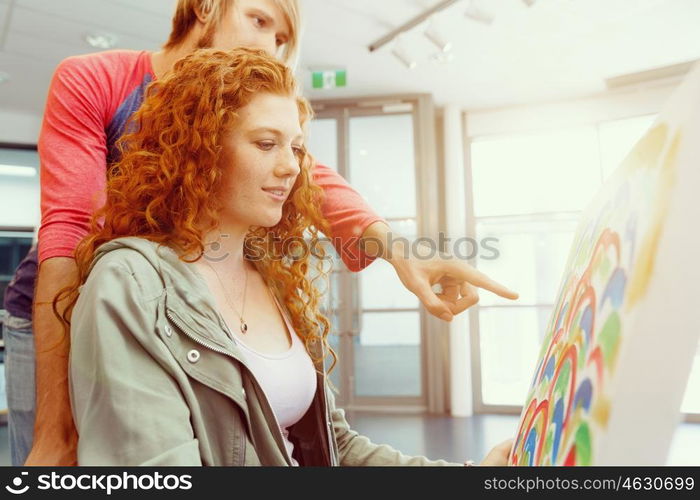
544,430,553,461
597,255,612,278
598,312,621,371
575,246,590,267
575,423,592,465
554,361,571,398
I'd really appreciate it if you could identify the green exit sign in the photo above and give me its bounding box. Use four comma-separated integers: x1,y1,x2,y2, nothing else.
311,69,347,89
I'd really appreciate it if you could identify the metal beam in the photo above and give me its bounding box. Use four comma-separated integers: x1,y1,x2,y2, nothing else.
368,0,459,52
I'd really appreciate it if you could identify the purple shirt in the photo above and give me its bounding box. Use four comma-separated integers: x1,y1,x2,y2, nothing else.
3,245,37,321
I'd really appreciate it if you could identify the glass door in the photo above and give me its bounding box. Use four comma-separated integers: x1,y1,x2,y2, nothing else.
307,98,432,410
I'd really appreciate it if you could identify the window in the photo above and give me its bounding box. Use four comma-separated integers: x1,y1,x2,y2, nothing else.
0,146,39,310
468,114,700,410
0,147,40,229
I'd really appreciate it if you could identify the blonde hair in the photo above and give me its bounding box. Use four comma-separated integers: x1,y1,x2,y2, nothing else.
164,0,301,66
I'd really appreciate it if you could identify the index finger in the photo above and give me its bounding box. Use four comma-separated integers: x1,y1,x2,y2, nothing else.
445,260,519,300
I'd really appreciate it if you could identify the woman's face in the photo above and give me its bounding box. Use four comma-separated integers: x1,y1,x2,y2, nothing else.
218,92,303,229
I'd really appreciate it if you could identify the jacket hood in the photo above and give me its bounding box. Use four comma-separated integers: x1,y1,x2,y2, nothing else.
92,236,193,287
90,236,235,345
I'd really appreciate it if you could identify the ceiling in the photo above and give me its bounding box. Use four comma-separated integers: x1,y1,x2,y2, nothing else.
0,0,699,118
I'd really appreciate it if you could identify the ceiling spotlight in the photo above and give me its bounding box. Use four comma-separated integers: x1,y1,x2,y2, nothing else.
391,39,417,69
84,32,118,50
522,0,536,6
464,0,494,25
0,71,9,84
424,19,452,53
430,51,455,64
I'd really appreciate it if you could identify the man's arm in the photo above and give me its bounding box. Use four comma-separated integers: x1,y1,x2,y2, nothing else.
26,257,78,466
311,164,386,272
359,220,518,321
311,166,518,319
26,55,111,465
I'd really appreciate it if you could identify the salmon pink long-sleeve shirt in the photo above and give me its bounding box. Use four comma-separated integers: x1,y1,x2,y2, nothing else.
4,50,384,320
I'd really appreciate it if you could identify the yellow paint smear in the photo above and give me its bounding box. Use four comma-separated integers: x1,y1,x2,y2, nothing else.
626,131,681,309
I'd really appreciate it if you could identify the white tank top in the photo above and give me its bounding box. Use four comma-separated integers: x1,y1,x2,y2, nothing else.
234,291,318,466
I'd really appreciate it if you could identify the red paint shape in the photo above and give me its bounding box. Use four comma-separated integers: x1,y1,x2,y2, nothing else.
564,446,576,466
532,399,550,464
587,346,604,384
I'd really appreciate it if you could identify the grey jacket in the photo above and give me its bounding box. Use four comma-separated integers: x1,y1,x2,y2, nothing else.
69,236,463,466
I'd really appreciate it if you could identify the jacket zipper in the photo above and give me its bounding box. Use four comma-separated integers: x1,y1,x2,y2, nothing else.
165,310,297,466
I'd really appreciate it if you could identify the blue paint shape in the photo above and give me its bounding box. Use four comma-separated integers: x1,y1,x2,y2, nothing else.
580,306,593,345
600,268,626,310
574,378,593,412
555,303,569,332
551,398,565,462
543,356,556,381
525,428,538,466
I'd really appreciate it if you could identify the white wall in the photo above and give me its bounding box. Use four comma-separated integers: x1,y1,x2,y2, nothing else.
465,83,677,138
442,104,474,417
0,110,42,145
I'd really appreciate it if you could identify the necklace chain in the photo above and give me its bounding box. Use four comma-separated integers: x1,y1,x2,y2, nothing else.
203,257,249,334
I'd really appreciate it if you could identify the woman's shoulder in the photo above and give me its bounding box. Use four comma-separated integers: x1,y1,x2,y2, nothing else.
86,236,168,302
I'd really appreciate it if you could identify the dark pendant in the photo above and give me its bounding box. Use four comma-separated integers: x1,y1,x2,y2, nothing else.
240,321,248,334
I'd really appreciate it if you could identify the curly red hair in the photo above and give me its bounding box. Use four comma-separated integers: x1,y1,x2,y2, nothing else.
55,48,335,372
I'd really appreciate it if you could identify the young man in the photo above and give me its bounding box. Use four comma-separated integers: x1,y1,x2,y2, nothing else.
4,0,516,466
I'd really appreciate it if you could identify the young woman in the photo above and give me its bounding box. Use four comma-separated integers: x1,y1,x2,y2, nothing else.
61,48,512,466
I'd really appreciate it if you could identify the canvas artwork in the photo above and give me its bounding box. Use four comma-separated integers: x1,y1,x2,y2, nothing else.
509,65,700,466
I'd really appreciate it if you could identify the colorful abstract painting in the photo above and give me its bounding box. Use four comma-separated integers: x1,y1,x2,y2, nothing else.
510,65,700,466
